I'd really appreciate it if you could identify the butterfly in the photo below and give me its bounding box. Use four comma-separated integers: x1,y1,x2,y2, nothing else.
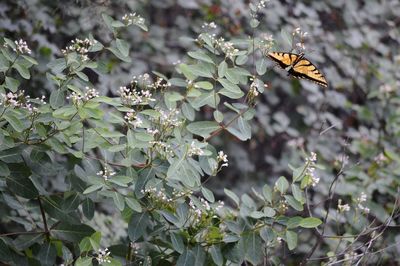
267,52,328,87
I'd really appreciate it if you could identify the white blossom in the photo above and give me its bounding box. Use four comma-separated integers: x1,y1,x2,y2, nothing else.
96,248,111,264
97,165,116,181
122,13,145,26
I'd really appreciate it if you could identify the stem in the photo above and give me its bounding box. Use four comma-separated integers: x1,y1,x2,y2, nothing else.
38,196,50,241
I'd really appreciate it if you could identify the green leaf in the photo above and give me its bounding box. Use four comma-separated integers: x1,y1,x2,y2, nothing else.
171,232,185,254
75,257,92,266
4,113,26,132
37,243,57,266
201,187,215,203
291,184,303,202
224,188,239,206
21,55,38,65
244,232,263,265
256,58,267,75
182,102,195,121
112,191,125,211
250,18,260,28
292,165,306,182
263,207,276,217
187,121,220,138
125,197,142,213
190,91,219,109
284,195,304,211
218,78,244,99
218,61,227,77
107,46,132,63
75,71,88,82
281,28,293,48
287,216,303,229
83,184,104,194
5,76,20,92
128,212,149,242
188,50,214,64
50,89,66,108
262,184,273,203
209,245,223,266
186,63,214,78
178,63,196,80
213,110,223,123
102,13,115,32
0,161,10,176
195,81,213,90
286,230,298,250
13,64,30,79
116,38,130,57
236,55,248,65
82,198,95,220
177,249,195,266
6,176,39,199
299,217,322,228
52,223,95,242
193,245,206,266
275,176,289,194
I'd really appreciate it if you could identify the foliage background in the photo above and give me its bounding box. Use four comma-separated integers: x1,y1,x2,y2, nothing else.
1,0,400,265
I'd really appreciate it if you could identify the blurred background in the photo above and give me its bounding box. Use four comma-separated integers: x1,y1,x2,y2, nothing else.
1,0,400,262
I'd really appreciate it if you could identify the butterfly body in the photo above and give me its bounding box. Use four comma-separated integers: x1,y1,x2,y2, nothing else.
267,52,328,87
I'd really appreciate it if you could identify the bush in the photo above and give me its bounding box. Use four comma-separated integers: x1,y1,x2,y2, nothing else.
1,1,399,265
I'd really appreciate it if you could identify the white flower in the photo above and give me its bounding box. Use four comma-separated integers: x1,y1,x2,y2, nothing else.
187,141,204,157
97,165,116,181
96,248,111,264
357,192,367,203
122,13,145,26
217,151,228,163
13,39,31,54
338,199,350,212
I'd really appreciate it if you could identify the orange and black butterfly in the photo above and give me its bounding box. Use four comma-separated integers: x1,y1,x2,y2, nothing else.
267,52,328,87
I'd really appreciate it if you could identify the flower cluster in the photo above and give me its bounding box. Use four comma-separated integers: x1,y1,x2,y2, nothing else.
124,111,143,128
189,197,224,224
187,141,204,157
379,83,395,94
278,198,289,213
306,152,320,187
119,86,155,106
217,151,229,167
293,27,308,51
6,39,32,54
356,192,370,213
158,108,182,128
96,248,111,264
287,137,305,148
247,77,261,105
256,0,269,9
215,37,239,59
122,13,145,26
141,187,172,203
118,74,170,106
201,21,217,31
66,87,99,104
146,128,159,136
259,33,274,52
374,153,387,165
61,38,98,62
96,165,116,181
149,141,174,157
0,91,46,112
337,199,351,212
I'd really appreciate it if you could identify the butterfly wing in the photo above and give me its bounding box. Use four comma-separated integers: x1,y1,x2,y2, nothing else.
267,52,300,69
291,58,328,87
267,51,328,87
